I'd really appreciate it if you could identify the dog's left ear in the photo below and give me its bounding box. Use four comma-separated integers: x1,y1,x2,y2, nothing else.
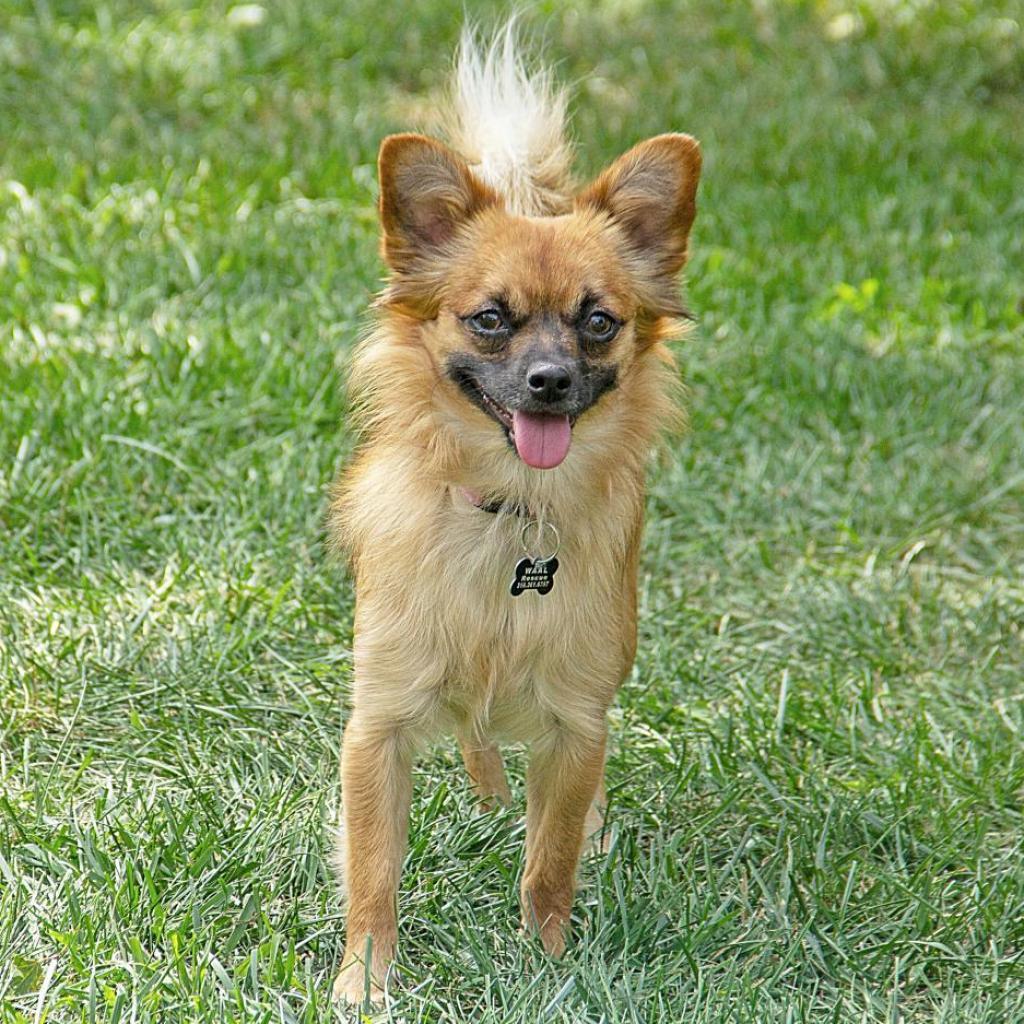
577,133,701,278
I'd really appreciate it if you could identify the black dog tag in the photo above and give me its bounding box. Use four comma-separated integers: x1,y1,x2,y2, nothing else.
510,556,559,597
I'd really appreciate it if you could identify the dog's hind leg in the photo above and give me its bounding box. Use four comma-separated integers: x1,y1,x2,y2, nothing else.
583,775,610,854
459,735,512,810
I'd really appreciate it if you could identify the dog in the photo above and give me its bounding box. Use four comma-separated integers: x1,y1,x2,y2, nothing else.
329,24,700,1004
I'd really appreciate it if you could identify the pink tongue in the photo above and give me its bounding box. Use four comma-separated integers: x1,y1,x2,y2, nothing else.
511,411,572,469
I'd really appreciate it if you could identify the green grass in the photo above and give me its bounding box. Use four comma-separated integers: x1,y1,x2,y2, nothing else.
2,0,1023,1020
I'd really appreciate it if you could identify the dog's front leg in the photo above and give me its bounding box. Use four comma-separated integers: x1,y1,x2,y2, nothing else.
333,716,413,1005
521,722,607,956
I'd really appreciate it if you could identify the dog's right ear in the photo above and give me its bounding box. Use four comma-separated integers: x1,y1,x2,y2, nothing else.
378,134,499,272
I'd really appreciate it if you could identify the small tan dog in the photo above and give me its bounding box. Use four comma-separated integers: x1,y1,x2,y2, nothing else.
329,25,700,1004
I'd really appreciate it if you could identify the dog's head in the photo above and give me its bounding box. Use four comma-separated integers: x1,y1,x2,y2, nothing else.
374,132,700,473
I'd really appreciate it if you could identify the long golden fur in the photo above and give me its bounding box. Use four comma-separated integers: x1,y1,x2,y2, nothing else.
328,26,700,1004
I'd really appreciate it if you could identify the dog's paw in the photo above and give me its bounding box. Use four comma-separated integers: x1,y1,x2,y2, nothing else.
519,914,567,957
521,890,570,958
332,960,386,1008
537,917,567,958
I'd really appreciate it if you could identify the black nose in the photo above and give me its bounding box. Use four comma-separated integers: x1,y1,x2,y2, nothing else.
526,362,572,404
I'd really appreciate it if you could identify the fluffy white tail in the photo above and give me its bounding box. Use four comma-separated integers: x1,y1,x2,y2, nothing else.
442,20,573,216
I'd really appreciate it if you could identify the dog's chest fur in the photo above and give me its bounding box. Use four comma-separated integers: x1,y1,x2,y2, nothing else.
349,478,639,745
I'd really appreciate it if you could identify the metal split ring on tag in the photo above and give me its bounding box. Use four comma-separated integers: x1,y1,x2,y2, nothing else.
510,519,561,597
520,520,560,562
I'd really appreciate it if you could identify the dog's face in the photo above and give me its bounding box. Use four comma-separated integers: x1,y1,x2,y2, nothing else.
376,133,700,470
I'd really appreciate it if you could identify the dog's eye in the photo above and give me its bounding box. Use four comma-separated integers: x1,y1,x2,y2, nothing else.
468,309,508,335
582,310,618,341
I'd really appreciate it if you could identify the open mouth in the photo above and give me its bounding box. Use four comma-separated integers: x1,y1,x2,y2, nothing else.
478,388,514,432
453,370,573,470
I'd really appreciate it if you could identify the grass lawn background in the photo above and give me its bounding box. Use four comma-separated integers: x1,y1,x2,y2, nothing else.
1,0,1023,1020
